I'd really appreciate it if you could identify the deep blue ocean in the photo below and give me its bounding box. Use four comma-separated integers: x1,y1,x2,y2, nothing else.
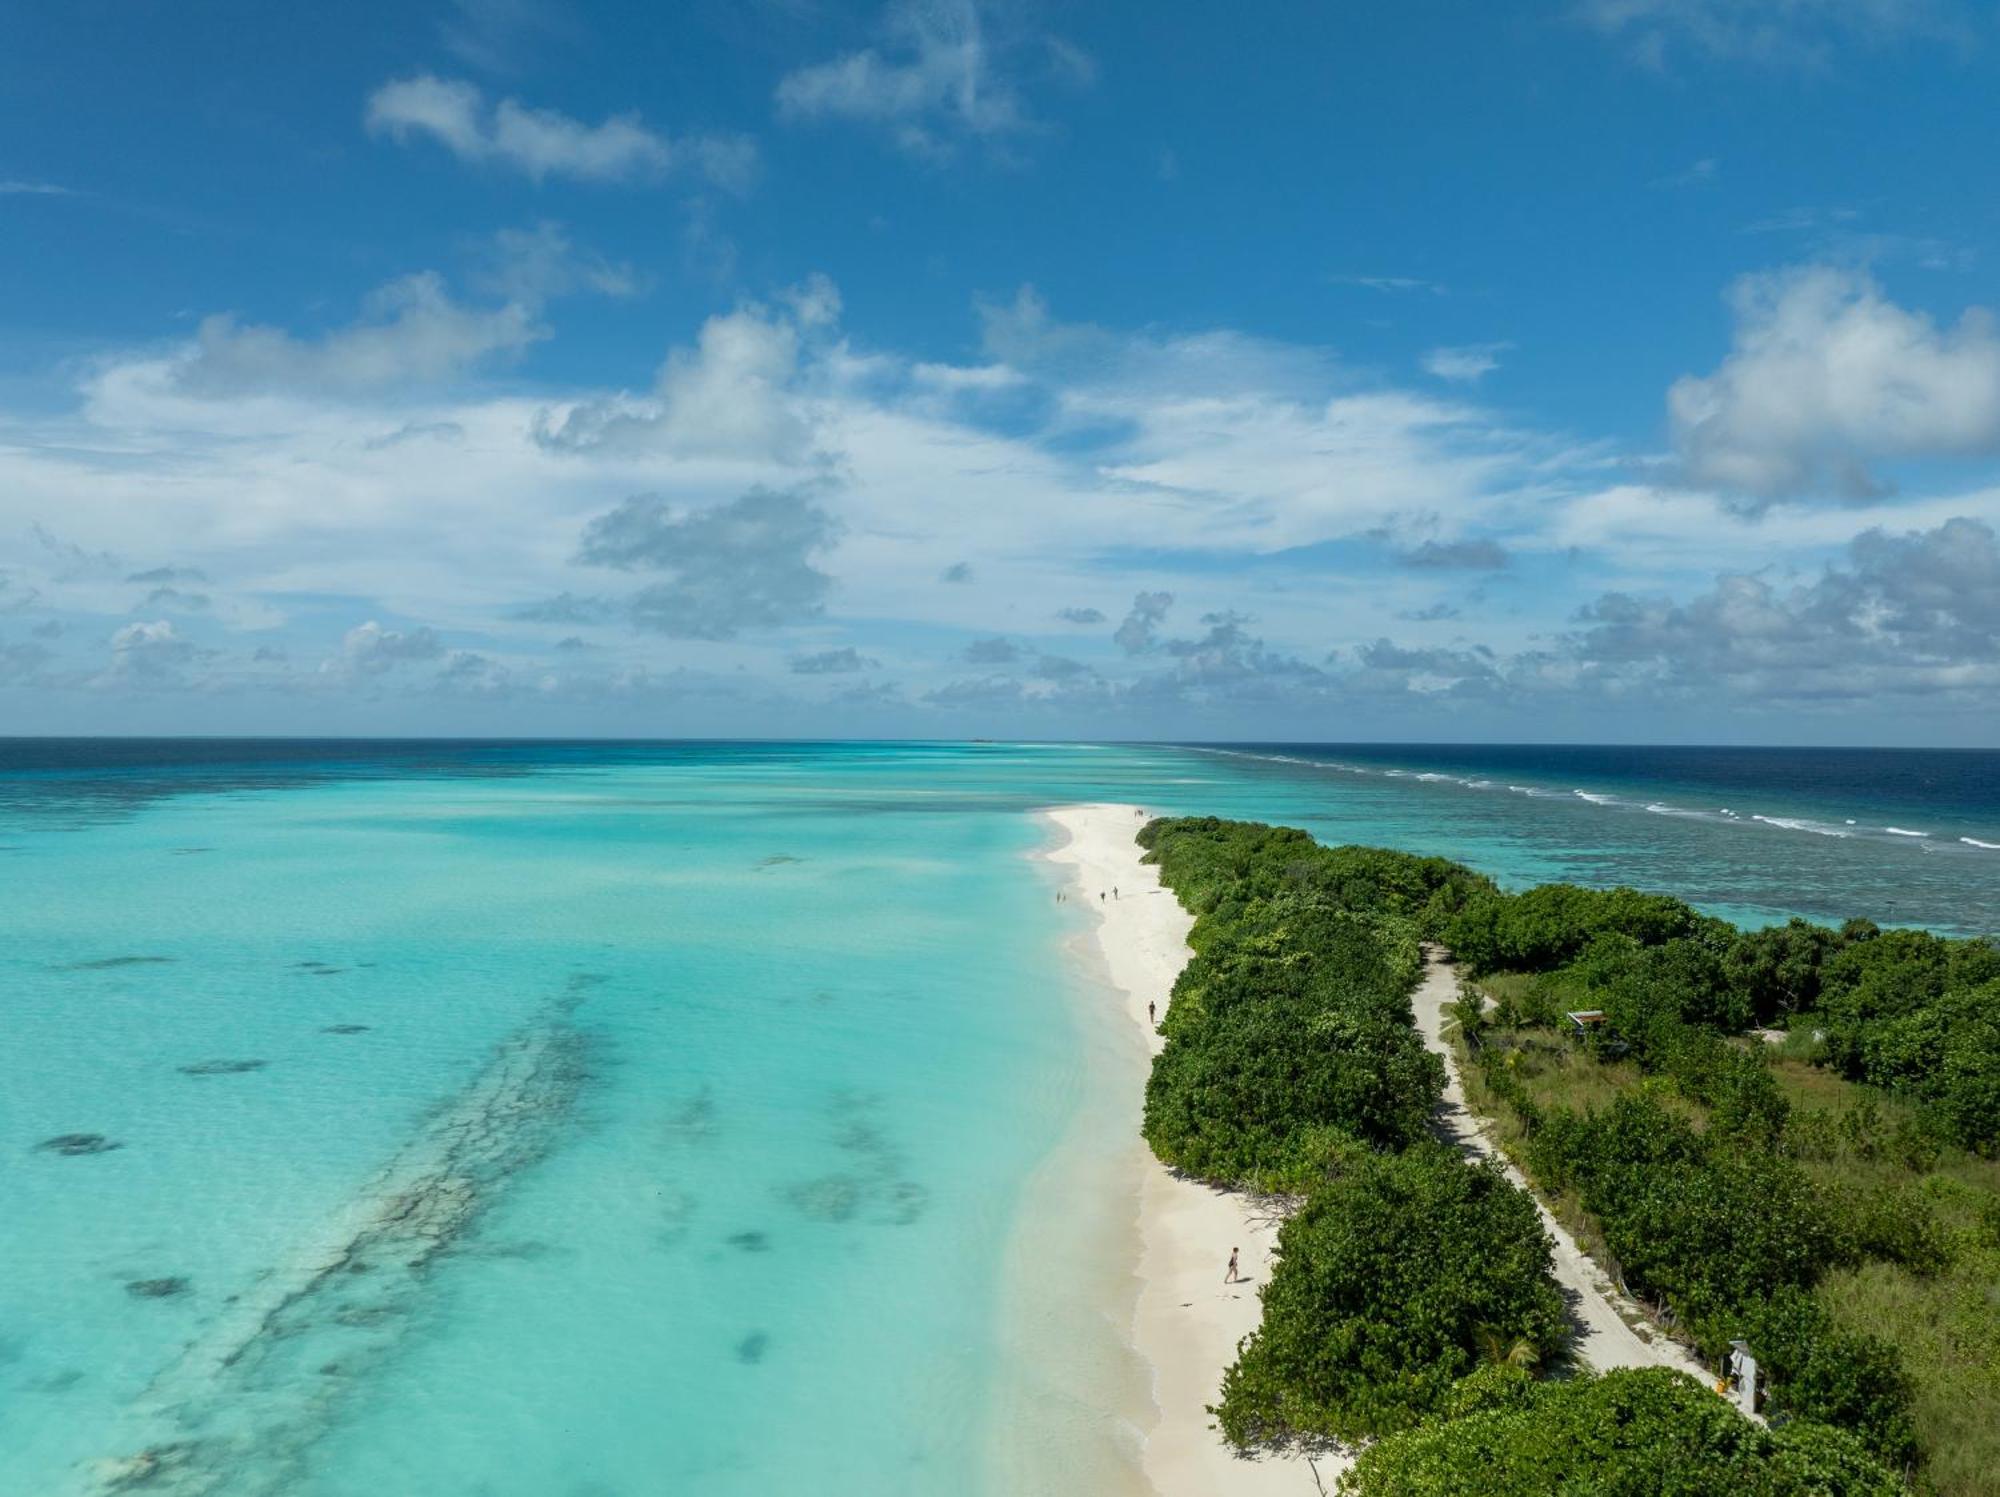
3,739,1995,1497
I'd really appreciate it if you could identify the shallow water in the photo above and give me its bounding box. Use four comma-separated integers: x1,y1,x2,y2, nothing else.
3,740,1996,1496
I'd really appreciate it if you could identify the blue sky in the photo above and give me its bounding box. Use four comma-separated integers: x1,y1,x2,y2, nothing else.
3,0,1999,742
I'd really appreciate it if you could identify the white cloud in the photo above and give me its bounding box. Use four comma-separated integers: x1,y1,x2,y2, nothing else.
366,74,757,191
1330,274,1446,294
538,294,823,461
1578,0,1965,66
775,0,1085,158
15,265,2000,732
0,179,75,196
156,273,543,399
478,222,640,303
333,621,448,677
1423,343,1509,383
1670,265,2000,501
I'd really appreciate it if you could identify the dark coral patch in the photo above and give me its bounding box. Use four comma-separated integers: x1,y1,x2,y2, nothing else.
735,1332,770,1364
725,1231,771,1253
56,955,174,971
35,1133,122,1156
321,1024,371,1035
177,1058,266,1076
126,1277,189,1299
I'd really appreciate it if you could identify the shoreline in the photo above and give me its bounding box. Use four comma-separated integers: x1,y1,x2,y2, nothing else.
1038,804,1325,1497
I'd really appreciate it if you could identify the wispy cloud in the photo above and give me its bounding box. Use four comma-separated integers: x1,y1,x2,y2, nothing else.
1422,343,1510,383
775,0,1090,159
366,74,757,191
1330,274,1446,294
1652,156,1719,188
1579,0,1969,68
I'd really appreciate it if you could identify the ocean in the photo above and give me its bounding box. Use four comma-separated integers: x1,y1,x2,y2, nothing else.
3,739,1996,1496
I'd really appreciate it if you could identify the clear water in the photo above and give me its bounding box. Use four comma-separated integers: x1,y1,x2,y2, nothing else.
3,740,1997,1497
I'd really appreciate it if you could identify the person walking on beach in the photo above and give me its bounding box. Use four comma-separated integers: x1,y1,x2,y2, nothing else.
1147,1001,1156,1025
1113,886,1119,900
1225,1247,1241,1284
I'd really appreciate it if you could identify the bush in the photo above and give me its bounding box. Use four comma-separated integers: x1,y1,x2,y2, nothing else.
1215,1145,1567,1446
1138,821,1455,1187
1443,883,1708,975
1339,1368,1903,1496
1742,1289,1918,1470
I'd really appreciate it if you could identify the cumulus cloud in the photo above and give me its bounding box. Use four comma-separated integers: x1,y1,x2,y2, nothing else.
776,0,1087,158
1399,538,1510,570
101,620,201,687
366,74,757,190
126,566,209,584
1113,590,1174,654
940,561,974,583
156,273,543,398
572,486,839,639
538,279,836,459
434,649,514,696
1670,266,2000,502
791,646,877,674
962,636,1018,663
1569,515,2000,700
1422,343,1508,382
138,586,210,613
1056,605,1105,624
337,621,447,676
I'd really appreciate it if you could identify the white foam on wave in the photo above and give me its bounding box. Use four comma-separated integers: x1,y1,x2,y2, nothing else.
1751,814,1853,838
1644,802,1707,820
1962,837,2000,851
1573,790,1616,805
1884,827,1931,838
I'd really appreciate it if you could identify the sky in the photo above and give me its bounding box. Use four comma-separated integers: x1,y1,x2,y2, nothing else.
3,0,1999,743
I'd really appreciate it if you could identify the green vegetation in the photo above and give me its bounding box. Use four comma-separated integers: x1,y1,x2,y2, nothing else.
1443,892,2000,1152
1217,1144,1567,1445
1140,817,1570,1443
1134,818,1951,1491
1448,883,2000,1492
1140,819,1480,1191
1338,1366,1903,1496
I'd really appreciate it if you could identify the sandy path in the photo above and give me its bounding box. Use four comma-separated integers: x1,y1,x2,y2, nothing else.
1408,948,1711,1381
1041,805,1326,1497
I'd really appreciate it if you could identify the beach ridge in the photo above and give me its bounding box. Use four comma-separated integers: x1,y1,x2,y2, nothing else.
1041,803,1324,1497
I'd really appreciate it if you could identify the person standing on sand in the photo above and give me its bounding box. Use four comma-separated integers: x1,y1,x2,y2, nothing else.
1225,1248,1241,1284
1148,1001,1155,1025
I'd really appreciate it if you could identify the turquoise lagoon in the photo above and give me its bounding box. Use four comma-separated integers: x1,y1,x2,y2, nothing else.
4,740,1998,1496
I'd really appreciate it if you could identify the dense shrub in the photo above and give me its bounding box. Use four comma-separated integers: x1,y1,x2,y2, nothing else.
1138,818,1566,1453
1442,883,1709,975
1215,1145,1568,1446
1138,821,1457,1187
1743,1289,1919,1468
1338,1367,1903,1496
1525,1091,1855,1350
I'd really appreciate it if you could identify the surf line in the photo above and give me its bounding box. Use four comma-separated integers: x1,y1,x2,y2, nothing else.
81,975,603,1497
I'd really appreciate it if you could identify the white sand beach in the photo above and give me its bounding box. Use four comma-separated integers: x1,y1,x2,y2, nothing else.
1041,804,1327,1497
